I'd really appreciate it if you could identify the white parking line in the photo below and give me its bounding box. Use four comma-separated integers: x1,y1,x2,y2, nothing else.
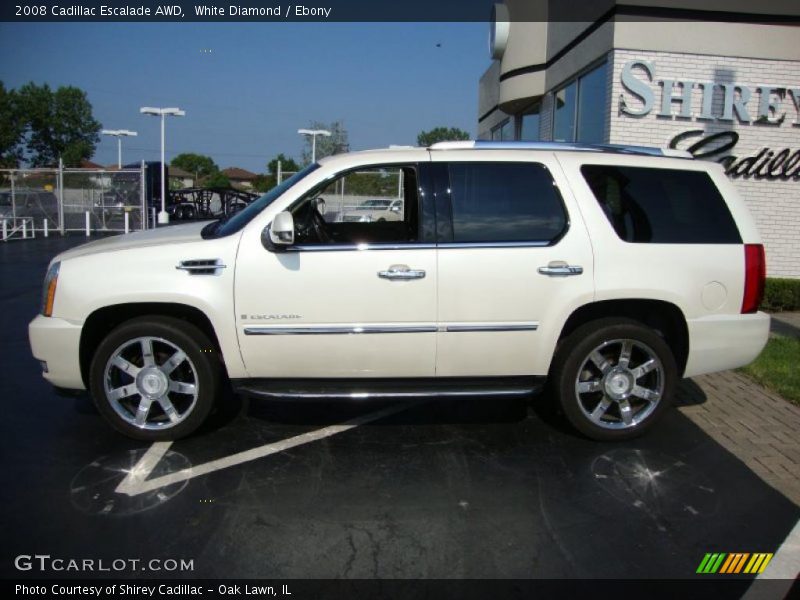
115,402,416,497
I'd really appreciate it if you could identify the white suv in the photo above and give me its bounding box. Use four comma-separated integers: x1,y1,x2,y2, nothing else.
28,141,770,441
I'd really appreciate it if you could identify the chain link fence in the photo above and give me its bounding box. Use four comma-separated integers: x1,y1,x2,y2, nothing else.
1,163,146,240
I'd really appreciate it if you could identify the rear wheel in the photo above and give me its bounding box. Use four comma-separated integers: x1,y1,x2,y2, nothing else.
551,318,677,441
89,316,221,440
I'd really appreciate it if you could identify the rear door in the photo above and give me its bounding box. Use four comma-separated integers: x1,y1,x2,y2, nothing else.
430,151,595,377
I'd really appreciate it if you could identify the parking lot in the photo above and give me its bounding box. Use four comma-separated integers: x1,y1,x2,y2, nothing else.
1,235,798,586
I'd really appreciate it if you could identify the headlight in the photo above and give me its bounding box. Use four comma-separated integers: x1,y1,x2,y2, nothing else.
41,261,60,317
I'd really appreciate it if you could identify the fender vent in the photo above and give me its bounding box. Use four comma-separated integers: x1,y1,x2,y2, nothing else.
176,259,226,275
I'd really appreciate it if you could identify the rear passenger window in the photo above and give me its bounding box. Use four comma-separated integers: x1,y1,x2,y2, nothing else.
447,162,567,243
581,165,742,244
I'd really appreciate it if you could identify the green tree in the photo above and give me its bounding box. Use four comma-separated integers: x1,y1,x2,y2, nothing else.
17,82,101,167
203,170,230,188
416,126,471,147
171,153,218,180
267,153,300,176
250,174,275,193
301,120,349,164
0,82,24,167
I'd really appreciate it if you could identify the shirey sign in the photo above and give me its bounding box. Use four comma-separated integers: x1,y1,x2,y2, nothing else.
618,60,800,181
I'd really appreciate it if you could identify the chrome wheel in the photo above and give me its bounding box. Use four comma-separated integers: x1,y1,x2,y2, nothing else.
103,336,199,431
574,338,664,430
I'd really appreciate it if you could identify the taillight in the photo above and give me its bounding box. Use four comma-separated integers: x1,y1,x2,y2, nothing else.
742,244,765,314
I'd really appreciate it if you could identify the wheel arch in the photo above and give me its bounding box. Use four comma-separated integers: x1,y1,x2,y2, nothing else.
79,302,224,388
555,299,689,376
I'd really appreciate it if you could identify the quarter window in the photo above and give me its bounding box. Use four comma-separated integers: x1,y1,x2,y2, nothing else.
446,162,567,244
581,165,742,244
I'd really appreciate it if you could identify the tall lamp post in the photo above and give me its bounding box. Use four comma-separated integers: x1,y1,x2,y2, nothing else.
298,128,331,163
101,129,138,168
140,107,185,225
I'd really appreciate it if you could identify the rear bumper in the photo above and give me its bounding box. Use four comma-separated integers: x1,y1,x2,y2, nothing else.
684,312,770,377
28,314,85,390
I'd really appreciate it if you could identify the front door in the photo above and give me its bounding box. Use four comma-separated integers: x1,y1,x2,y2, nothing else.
235,163,438,378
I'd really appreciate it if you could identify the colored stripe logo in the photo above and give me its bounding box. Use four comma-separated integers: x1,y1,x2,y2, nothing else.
696,552,773,574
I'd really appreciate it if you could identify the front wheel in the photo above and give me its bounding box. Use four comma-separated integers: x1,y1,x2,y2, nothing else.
89,316,221,440
550,318,677,441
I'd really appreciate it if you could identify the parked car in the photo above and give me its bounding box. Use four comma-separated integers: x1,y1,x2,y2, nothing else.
342,199,402,222
29,141,769,441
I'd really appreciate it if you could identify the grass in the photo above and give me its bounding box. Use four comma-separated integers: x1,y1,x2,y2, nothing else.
738,334,800,406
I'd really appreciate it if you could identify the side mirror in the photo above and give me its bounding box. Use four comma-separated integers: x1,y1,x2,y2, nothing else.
262,211,295,251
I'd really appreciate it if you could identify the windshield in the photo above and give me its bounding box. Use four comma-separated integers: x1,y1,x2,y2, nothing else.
203,163,320,238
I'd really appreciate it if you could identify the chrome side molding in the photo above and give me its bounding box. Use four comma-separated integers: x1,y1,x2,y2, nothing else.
243,323,539,335
244,325,438,336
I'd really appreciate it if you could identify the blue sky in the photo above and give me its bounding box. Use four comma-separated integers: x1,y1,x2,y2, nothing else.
0,22,488,172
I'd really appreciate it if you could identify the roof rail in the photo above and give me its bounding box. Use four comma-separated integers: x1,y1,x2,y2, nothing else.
428,140,693,159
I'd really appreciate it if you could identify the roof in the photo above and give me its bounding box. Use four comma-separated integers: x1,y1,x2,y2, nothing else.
169,166,194,178
80,159,104,169
222,167,258,180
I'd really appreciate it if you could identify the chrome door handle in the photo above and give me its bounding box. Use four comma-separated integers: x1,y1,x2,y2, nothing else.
378,265,426,280
538,261,583,277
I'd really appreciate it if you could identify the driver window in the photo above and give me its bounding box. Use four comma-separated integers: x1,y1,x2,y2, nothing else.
290,165,419,245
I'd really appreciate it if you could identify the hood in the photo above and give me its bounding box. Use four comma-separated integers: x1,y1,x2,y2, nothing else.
55,221,212,261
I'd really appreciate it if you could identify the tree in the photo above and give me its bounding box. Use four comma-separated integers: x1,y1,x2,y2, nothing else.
203,170,230,188
16,82,101,167
171,153,218,180
301,120,349,164
250,174,274,193
267,153,300,176
416,126,471,147
0,82,24,167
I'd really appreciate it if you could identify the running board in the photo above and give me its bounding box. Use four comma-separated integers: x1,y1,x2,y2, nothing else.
232,377,544,402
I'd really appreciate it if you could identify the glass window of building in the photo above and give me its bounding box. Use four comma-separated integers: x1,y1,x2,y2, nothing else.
576,62,607,143
553,81,577,142
500,119,514,140
517,104,541,141
552,61,608,143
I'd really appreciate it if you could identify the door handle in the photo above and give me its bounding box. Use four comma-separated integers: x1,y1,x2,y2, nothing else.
378,264,426,280
537,261,583,277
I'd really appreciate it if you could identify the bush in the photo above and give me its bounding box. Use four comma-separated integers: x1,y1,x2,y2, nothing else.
761,277,800,312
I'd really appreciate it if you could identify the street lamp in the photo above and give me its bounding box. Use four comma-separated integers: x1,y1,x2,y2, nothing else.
140,107,185,225
101,129,138,168
298,128,331,163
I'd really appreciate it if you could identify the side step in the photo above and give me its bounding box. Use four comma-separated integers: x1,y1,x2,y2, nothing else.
232,377,544,402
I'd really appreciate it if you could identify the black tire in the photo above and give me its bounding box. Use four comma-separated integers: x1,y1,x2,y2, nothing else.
550,318,677,442
89,316,221,441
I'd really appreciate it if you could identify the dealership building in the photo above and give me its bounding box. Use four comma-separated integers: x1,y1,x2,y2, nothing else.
478,1,800,277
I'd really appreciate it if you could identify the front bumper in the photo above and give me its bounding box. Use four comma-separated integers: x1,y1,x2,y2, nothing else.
684,311,770,378
28,314,85,390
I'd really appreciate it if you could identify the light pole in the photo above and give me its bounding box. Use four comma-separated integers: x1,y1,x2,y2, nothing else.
101,129,138,168
298,128,331,163
140,107,185,225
